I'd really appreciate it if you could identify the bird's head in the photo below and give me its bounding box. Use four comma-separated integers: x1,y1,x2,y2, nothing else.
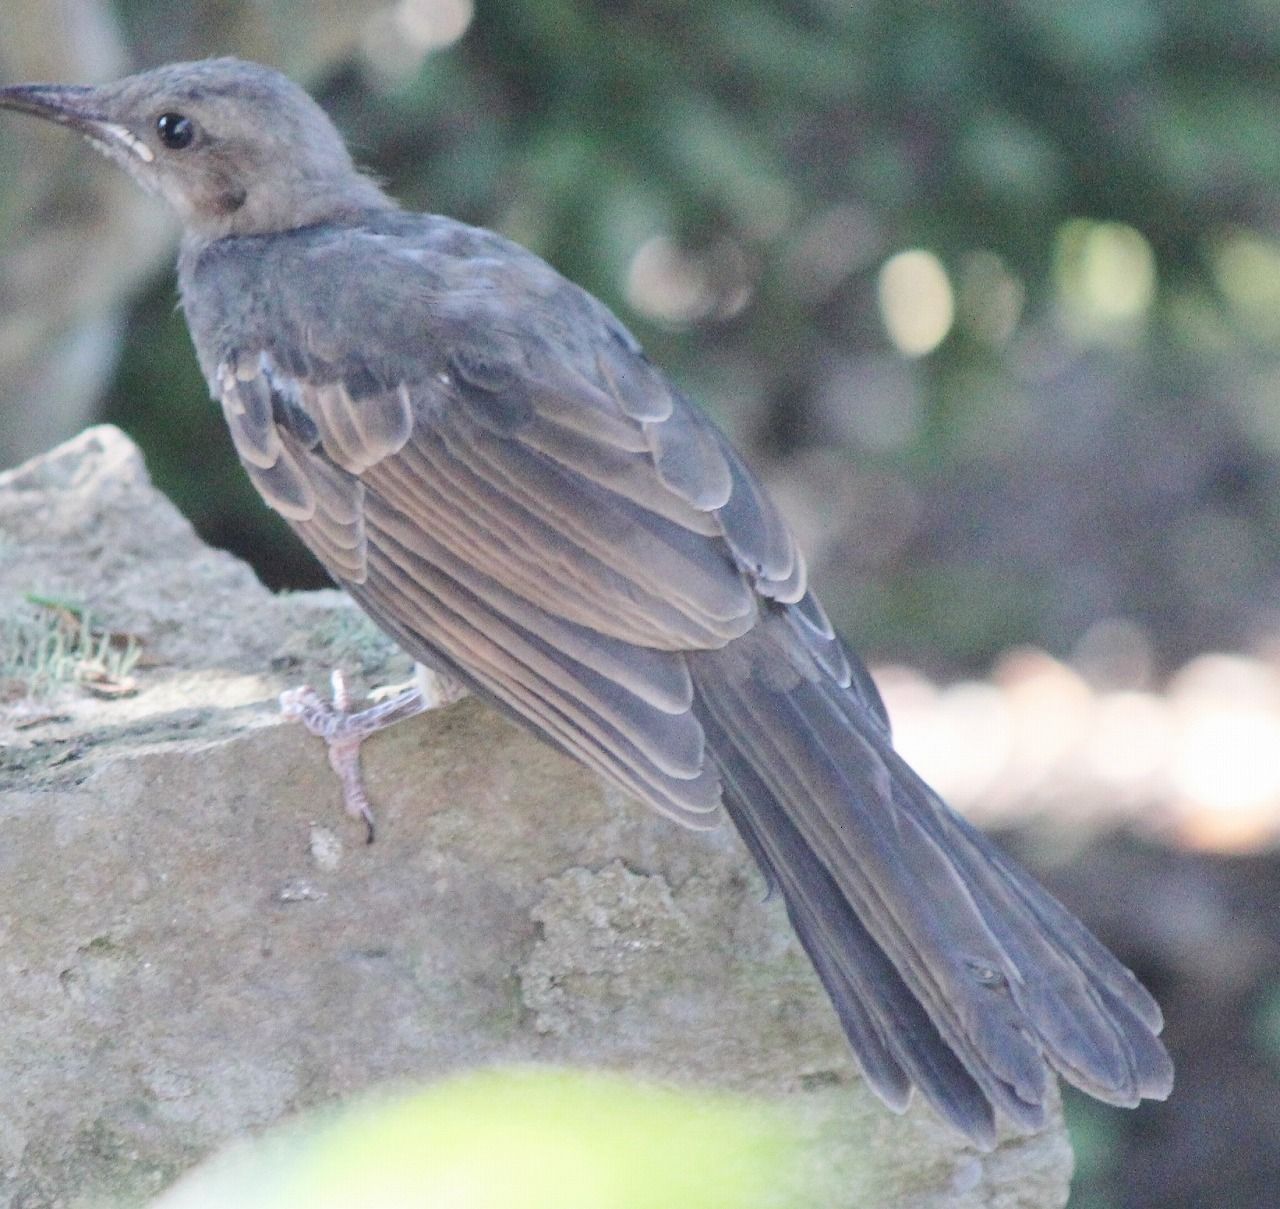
0,57,392,243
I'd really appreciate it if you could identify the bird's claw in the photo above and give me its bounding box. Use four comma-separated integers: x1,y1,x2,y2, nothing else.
280,670,380,841
279,665,466,841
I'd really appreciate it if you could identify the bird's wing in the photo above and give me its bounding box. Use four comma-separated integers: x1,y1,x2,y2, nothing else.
207,227,1169,1144
213,272,864,825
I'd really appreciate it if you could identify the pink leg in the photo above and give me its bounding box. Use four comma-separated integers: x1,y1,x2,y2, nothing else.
279,665,468,842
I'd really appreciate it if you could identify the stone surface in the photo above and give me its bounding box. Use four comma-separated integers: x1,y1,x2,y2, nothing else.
0,427,1073,1208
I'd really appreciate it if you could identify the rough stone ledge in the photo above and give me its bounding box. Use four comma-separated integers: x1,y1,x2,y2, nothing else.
0,427,1072,1208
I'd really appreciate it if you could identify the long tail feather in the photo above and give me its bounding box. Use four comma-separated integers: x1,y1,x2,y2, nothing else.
689,615,1172,1145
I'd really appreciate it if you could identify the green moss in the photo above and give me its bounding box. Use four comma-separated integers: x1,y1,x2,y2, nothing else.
1,598,140,698
301,604,403,680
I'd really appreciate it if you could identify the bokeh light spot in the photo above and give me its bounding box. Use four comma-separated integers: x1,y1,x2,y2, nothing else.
625,235,715,326
1054,219,1156,336
956,250,1025,346
876,249,955,357
363,0,474,78
1213,229,1280,340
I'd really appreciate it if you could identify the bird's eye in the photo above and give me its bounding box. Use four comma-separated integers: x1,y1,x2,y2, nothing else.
156,112,195,150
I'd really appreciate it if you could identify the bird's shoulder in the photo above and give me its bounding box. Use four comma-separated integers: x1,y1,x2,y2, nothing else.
180,210,609,378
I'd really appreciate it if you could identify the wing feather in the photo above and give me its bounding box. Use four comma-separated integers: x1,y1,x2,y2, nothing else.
433,405,754,629
364,492,695,717
357,533,721,825
215,343,736,826
375,439,730,650
507,411,722,535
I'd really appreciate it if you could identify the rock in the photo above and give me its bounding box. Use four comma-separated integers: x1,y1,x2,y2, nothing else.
0,427,1073,1208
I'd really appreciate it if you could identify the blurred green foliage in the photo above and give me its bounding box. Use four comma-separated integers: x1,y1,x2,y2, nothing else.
1062,1091,1126,1209
150,1069,808,1209
103,0,1280,674
1255,980,1280,1061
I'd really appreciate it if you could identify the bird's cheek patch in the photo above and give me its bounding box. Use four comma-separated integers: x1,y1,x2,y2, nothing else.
176,160,248,219
206,161,249,214
215,184,248,214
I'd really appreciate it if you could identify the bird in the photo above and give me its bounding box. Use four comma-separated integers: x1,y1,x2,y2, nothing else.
0,58,1172,1148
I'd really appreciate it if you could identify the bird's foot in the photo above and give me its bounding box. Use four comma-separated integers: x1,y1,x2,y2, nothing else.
279,665,468,842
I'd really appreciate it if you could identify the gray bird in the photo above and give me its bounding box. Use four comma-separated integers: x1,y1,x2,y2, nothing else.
0,58,1172,1147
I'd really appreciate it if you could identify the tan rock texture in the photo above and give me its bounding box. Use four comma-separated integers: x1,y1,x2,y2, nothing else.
0,427,1073,1207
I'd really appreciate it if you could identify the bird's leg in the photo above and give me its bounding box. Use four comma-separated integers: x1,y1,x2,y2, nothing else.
279,663,469,842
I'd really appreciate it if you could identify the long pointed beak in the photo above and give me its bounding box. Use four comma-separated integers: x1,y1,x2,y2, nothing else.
0,82,154,163
0,82,104,126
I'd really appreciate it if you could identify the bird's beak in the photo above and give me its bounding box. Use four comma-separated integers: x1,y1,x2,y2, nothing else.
0,82,154,163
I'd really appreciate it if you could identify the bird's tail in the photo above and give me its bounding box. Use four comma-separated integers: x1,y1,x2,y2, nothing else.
688,611,1172,1147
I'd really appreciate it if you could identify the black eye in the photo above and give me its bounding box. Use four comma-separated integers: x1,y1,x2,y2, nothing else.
156,112,194,150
